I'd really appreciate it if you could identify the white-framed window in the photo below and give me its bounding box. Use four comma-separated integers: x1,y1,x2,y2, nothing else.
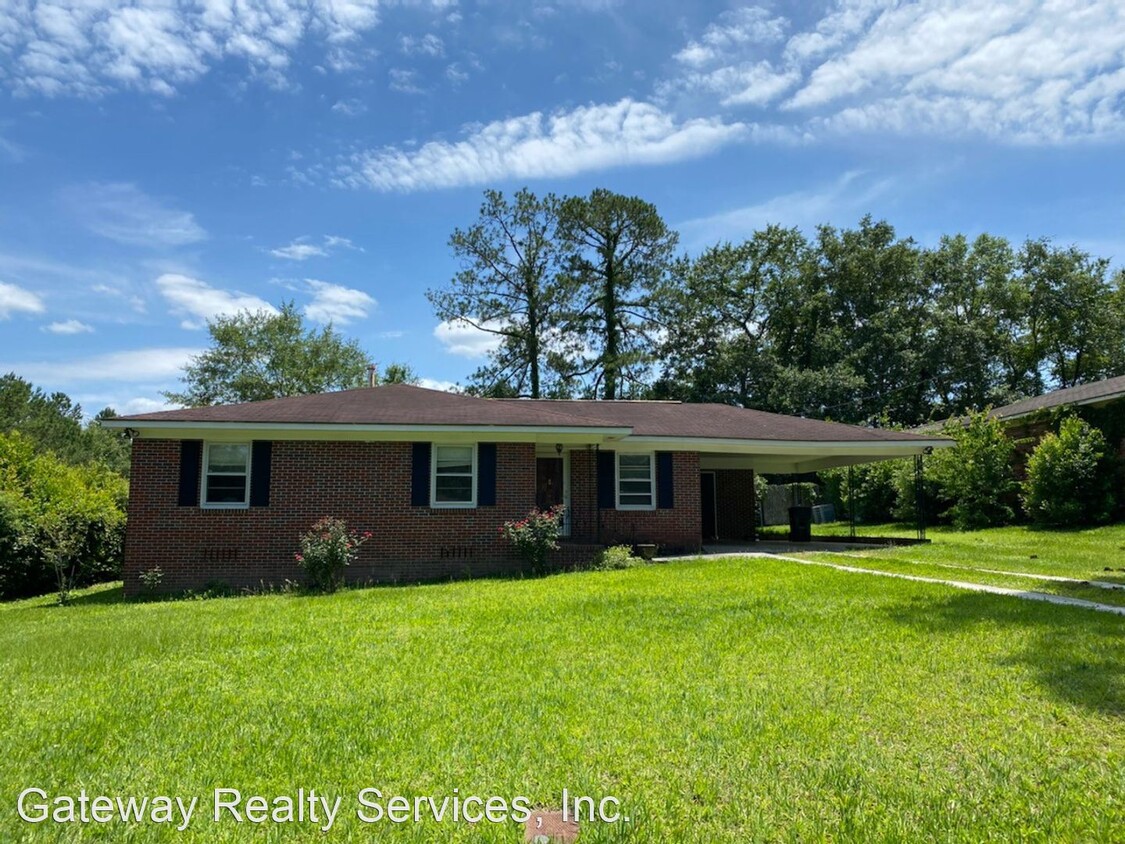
201,442,251,508
431,444,477,508
616,452,655,510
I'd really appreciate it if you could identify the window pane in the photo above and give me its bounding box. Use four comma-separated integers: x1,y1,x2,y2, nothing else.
206,475,247,503
620,493,652,506
435,475,473,503
435,446,473,474
619,466,651,480
619,454,651,470
620,480,652,495
207,444,248,474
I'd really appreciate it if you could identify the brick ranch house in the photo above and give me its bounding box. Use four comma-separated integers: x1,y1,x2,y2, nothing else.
105,384,949,594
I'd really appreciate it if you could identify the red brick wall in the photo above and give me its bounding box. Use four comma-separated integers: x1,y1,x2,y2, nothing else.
714,469,756,541
568,449,702,553
126,439,545,594
125,440,705,594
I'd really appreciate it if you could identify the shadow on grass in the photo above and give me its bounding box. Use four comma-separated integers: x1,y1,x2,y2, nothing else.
63,584,125,606
887,591,1124,717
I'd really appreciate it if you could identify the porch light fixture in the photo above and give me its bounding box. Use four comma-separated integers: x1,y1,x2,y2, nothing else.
555,443,563,456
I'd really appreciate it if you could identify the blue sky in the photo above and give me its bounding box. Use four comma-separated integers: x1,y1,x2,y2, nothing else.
1,0,1123,414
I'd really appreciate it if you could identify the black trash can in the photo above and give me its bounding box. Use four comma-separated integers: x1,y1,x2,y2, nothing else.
788,506,813,542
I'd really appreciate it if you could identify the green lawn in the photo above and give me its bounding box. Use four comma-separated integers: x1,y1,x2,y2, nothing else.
764,522,1125,608
2,531,1124,842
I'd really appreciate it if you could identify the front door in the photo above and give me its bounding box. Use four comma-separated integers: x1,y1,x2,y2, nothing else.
536,458,564,511
700,472,718,541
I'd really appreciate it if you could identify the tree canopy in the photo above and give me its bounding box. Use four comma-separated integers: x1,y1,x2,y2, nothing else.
433,190,1125,424
164,302,373,406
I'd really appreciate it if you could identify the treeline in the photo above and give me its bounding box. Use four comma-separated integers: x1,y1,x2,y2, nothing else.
0,374,130,600
431,190,1125,426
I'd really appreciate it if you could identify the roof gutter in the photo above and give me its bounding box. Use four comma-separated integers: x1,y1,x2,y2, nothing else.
102,419,634,441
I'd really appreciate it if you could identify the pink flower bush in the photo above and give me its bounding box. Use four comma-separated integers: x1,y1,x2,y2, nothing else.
499,506,566,572
295,516,371,592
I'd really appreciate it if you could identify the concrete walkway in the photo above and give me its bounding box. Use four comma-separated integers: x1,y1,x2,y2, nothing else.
687,549,1125,617
814,550,1125,592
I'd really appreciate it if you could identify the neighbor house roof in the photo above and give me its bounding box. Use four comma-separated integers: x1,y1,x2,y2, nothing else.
107,384,947,448
989,374,1125,421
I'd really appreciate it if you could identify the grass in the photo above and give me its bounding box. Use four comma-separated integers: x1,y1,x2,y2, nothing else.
2,529,1124,842
761,522,1125,607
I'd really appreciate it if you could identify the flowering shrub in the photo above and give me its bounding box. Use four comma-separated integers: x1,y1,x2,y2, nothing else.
295,517,372,592
499,506,566,572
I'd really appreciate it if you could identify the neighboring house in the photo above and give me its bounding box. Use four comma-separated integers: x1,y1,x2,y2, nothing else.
989,375,1125,478
105,384,948,594
989,375,1125,423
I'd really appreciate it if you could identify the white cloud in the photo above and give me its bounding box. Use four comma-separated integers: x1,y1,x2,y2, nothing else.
331,97,367,116
445,62,468,84
118,396,176,414
677,170,894,246
43,318,94,334
388,67,424,94
660,0,1125,144
323,235,353,249
433,318,505,358
417,377,459,392
271,234,360,259
92,282,146,313
789,0,1125,142
399,33,444,57
62,182,206,247
660,60,799,108
156,273,277,329
302,279,375,324
1,347,202,383
674,7,788,68
0,280,46,318
271,241,328,260
1,0,387,97
340,98,746,191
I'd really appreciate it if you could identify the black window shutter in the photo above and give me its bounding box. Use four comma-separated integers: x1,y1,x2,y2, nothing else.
656,451,674,509
411,442,431,507
178,440,202,506
597,450,616,509
249,441,272,507
477,443,497,506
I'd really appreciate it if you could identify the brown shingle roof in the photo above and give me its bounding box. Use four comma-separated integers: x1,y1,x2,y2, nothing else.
114,384,945,444
497,399,941,443
113,384,624,429
990,375,1125,420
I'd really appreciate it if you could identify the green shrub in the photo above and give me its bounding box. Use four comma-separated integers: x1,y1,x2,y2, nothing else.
139,566,164,593
785,482,819,507
296,517,372,592
0,431,127,601
821,460,900,523
590,545,641,571
499,506,566,572
1022,416,1115,526
927,410,1016,530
